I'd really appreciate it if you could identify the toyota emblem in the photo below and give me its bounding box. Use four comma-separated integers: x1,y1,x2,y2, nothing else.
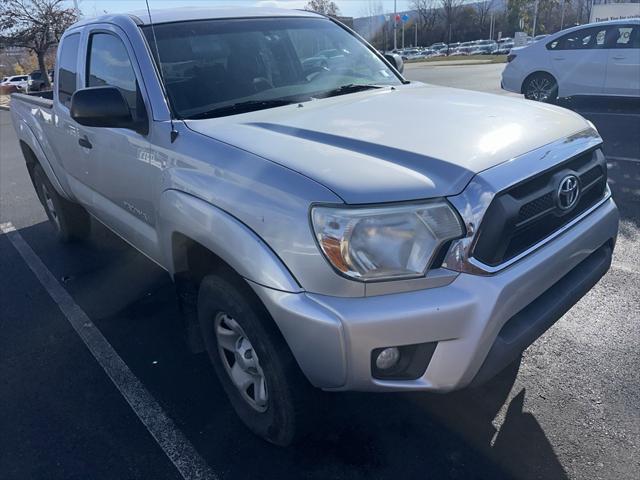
557,174,580,210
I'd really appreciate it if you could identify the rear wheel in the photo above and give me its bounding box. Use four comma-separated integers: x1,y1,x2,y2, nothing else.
523,72,558,103
32,164,90,242
197,271,318,446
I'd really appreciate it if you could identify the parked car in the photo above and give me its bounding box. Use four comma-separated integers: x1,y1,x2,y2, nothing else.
418,48,437,58
450,46,475,56
495,41,515,55
472,44,498,55
502,19,640,102
1,74,29,91
474,39,498,49
27,71,52,92
11,7,618,446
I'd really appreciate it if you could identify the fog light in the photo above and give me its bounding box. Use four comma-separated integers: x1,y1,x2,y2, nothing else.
375,347,400,370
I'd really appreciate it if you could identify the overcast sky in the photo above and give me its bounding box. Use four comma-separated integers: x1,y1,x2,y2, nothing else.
75,0,415,19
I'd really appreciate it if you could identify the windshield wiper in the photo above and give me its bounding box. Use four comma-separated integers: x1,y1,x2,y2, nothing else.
185,99,302,120
315,83,382,99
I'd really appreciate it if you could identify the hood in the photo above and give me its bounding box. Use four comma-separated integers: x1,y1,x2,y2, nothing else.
185,83,590,204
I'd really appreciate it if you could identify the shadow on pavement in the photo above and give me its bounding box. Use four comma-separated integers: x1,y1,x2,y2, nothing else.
16,219,571,479
306,359,568,480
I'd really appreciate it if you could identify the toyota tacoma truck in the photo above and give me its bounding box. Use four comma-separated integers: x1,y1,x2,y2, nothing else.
11,7,619,445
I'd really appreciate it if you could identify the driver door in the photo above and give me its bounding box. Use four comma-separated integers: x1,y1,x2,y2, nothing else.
76,24,156,255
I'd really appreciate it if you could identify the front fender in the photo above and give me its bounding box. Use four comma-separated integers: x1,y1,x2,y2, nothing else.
157,189,302,293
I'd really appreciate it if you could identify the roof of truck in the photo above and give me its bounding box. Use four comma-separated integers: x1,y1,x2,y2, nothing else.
71,6,322,29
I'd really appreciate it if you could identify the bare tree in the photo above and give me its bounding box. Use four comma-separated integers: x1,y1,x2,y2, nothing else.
440,0,464,43
304,0,341,17
475,0,495,34
0,0,78,89
413,0,439,33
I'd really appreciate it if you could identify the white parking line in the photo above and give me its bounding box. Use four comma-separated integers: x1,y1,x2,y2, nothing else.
0,222,217,480
607,156,640,164
577,111,640,117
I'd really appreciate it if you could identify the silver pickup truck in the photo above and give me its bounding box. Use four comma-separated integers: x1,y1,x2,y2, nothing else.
11,7,619,446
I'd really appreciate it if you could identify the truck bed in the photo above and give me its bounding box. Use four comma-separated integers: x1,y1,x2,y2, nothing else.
11,90,54,109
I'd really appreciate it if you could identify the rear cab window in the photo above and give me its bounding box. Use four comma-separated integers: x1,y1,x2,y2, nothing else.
58,33,81,108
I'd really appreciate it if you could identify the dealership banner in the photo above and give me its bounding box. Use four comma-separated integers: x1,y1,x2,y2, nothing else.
590,3,640,22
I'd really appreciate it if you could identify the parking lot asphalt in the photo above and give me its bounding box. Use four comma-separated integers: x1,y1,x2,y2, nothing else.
1,64,639,480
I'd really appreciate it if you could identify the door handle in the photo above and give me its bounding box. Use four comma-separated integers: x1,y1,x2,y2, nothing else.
78,136,92,149
612,55,625,60
553,57,565,61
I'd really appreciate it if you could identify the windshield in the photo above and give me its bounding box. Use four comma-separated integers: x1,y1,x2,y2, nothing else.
142,17,402,119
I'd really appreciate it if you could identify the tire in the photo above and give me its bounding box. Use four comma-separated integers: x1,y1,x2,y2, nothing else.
32,164,90,242
523,72,558,103
198,271,317,446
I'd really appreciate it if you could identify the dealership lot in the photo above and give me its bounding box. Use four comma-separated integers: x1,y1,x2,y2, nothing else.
1,64,639,480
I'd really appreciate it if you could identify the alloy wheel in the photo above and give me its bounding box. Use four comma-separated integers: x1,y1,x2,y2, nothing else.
526,76,555,102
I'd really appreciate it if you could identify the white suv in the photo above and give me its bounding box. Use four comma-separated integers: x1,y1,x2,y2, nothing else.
502,19,640,102
1,75,29,91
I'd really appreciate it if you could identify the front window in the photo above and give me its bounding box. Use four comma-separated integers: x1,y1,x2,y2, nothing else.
87,32,145,122
142,17,402,119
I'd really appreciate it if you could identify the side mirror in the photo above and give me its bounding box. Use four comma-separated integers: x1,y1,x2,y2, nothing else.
71,86,147,135
384,53,404,74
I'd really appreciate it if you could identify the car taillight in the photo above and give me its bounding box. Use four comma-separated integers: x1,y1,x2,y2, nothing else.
507,53,517,63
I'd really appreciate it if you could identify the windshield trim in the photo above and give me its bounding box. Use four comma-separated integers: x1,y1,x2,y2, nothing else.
140,15,407,120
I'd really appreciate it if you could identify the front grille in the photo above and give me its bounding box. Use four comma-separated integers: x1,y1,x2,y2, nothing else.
472,149,607,267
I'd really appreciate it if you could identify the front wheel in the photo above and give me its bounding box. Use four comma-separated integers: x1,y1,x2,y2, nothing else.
197,271,318,446
523,72,558,103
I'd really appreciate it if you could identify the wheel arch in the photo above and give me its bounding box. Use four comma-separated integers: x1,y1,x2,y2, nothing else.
15,121,70,200
161,190,303,355
159,189,301,293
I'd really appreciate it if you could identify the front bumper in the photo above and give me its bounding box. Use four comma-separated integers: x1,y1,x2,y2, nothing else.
251,198,618,392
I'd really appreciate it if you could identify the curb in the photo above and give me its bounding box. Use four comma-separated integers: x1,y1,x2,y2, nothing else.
406,60,498,67
0,105,10,111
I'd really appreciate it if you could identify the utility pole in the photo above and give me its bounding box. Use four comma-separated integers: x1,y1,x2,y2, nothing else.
489,13,494,40
402,19,405,49
415,22,418,47
393,0,397,51
560,0,566,30
532,0,539,37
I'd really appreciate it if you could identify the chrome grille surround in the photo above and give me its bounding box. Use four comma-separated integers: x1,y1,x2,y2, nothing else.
442,127,611,275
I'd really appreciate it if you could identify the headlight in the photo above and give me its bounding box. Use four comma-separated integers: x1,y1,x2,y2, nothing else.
311,201,464,281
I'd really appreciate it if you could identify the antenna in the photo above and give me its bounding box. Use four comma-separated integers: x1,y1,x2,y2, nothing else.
145,0,179,143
